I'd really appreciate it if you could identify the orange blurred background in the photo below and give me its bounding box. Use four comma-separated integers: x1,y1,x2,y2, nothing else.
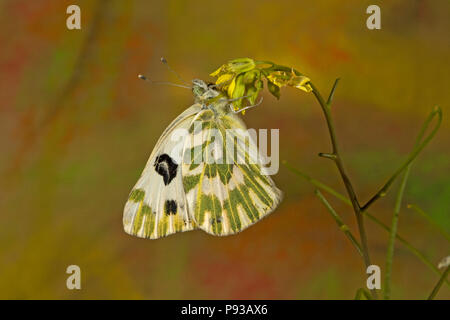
0,0,449,299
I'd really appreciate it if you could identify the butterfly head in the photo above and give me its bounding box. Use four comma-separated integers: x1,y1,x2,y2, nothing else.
192,79,221,103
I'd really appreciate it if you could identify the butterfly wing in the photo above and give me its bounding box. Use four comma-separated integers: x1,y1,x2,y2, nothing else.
123,104,202,239
182,108,283,236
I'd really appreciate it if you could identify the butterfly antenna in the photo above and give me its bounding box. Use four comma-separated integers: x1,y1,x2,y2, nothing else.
138,74,192,89
160,57,191,86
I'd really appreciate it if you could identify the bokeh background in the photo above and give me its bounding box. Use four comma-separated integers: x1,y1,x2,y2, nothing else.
0,0,449,299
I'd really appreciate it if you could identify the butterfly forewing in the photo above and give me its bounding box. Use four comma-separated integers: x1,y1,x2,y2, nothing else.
123,104,202,239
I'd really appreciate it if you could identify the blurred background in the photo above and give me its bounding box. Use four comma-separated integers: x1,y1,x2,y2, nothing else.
0,0,449,299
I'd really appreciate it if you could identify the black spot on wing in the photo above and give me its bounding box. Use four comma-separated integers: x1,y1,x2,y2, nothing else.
164,200,177,215
154,153,178,185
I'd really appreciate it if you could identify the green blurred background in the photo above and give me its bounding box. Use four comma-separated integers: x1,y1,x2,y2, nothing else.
0,0,449,299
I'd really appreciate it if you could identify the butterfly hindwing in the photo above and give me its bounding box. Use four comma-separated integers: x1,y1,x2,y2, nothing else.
181,108,283,236
123,104,202,239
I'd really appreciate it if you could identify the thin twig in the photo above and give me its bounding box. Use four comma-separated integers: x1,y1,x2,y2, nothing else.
408,204,450,242
384,167,411,299
355,288,372,300
327,78,340,107
428,265,450,300
315,190,363,257
383,107,442,299
360,106,442,212
308,81,376,299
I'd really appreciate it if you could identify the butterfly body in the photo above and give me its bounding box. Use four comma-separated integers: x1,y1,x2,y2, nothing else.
123,79,282,239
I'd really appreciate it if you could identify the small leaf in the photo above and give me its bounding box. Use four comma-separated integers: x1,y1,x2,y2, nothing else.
210,65,227,77
228,58,256,73
231,74,246,109
291,75,312,92
255,78,263,90
245,78,263,105
216,73,234,85
246,86,258,105
231,74,246,99
267,71,290,87
227,77,236,98
267,80,280,99
267,70,312,93
243,70,259,84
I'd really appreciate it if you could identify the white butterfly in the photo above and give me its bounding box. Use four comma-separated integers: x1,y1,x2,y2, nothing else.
123,79,282,239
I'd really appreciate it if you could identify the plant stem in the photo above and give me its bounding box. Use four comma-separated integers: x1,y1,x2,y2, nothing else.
383,108,442,299
327,78,340,106
308,81,376,298
384,167,411,300
355,288,372,300
315,190,363,257
282,161,450,288
428,265,450,300
360,106,442,212
408,204,450,242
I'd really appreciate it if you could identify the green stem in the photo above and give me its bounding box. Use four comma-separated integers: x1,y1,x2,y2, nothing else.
384,166,411,300
360,106,442,212
355,288,372,300
408,204,450,243
283,161,450,289
383,107,443,299
365,212,445,284
428,265,450,300
327,78,340,107
308,81,376,298
315,190,363,257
